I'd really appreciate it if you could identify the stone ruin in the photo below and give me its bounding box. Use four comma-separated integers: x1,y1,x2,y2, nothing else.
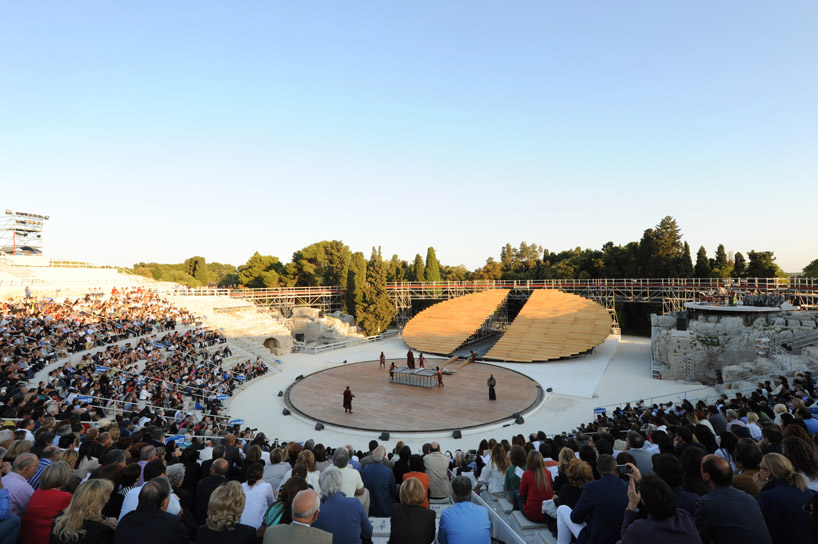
652,309,818,384
287,307,363,347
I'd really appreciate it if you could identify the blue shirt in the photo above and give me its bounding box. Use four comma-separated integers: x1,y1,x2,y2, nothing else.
313,492,372,544
28,458,53,490
437,501,491,544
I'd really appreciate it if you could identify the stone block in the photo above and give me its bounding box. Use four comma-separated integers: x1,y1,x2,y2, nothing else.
512,510,548,530
497,498,514,513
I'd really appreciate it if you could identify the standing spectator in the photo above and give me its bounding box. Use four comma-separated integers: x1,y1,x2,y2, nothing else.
389,478,435,544
312,468,372,544
361,446,396,517
239,463,274,530
693,454,771,544
518,451,553,523
262,489,331,544
753,453,813,544
21,461,73,544
196,481,256,544
436,475,490,544
50,479,116,544
2,453,37,516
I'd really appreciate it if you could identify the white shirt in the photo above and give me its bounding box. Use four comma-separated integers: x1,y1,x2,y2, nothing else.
239,481,275,528
280,468,321,496
119,487,181,521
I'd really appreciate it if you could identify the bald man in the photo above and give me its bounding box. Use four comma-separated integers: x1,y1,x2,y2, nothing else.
424,441,450,500
694,454,771,544
263,489,332,544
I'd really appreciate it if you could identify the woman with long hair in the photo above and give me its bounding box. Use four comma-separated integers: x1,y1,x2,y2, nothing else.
753,453,812,544
475,443,509,496
196,481,256,544
518,451,553,522
279,450,321,495
50,479,116,544
715,431,738,471
552,447,576,494
74,440,99,480
239,463,274,529
262,476,309,528
22,461,73,544
782,436,818,492
503,445,527,504
238,445,263,483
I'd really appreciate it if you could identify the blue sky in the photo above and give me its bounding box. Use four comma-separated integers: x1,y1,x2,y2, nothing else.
1,2,816,272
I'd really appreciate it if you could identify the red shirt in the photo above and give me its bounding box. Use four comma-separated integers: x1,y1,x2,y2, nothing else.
20,488,73,544
403,471,431,509
519,469,554,522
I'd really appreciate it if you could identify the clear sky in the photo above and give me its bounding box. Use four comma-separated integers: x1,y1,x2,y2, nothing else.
1,2,816,273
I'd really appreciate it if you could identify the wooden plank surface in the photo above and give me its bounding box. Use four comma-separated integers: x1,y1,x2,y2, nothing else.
286,360,540,432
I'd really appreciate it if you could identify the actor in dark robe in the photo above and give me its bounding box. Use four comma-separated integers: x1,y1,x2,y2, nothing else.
487,375,497,400
343,386,355,413
407,350,415,369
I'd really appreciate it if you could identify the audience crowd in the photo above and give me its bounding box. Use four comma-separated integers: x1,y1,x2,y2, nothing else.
2,287,818,543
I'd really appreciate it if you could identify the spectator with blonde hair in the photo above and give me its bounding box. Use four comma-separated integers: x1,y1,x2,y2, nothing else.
280,449,321,495
389,477,435,544
21,461,72,544
753,452,813,544
51,479,116,544
197,480,256,544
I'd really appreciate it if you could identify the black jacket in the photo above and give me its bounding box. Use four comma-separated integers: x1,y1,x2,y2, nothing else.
113,509,188,544
388,503,436,544
195,475,227,525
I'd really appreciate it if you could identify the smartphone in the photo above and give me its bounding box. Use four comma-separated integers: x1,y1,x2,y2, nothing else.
616,464,632,475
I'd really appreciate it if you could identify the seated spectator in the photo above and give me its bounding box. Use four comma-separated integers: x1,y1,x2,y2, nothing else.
195,458,229,526
28,446,60,490
680,448,709,496
621,474,701,544
518,451,553,522
361,446,396,517
625,430,654,475
21,461,73,544
239,463,274,530
402,454,429,509
280,450,321,495
781,436,818,491
389,477,436,544
423,442,450,501
392,445,411,486
261,476,308,528
104,463,140,519
263,489,331,544
503,445,526,505
312,468,372,544
51,479,116,544
113,478,187,544
715,431,738,471
196,480,256,544
557,454,628,544
753,453,813,544
119,460,180,521
2,453,37,516
648,454,699,515
552,447,576,494
552,459,592,514
694,454,772,544
732,438,763,498
475,443,507,497
0,471,22,544
329,447,367,511
437,475,490,544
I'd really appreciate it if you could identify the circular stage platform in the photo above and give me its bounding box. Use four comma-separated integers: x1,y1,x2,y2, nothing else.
285,360,543,433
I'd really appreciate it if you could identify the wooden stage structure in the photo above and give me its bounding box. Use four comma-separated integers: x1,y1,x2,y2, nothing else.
285,359,543,433
485,290,612,362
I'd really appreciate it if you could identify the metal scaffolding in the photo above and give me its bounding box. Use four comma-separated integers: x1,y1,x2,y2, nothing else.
0,210,50,255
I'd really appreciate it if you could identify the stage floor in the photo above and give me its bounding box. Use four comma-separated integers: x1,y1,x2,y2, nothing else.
285,359,542,432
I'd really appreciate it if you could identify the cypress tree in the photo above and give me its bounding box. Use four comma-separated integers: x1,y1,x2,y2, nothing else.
425,247,441,282
694,246,711,278
359,249,396,335
733,252,747,277
411,254,425,282
345,252,367,319
679,242,694,278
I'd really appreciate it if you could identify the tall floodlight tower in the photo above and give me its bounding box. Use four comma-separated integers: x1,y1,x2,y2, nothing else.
0,210,50,255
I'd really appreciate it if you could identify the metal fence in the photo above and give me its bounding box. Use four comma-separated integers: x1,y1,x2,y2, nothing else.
292,330,402,354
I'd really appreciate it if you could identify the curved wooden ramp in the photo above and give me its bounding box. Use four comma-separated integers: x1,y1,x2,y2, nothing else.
403,290,510,355
485,290,611,362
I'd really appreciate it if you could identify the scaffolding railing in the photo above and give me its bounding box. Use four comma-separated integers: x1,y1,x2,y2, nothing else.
292,329,402,354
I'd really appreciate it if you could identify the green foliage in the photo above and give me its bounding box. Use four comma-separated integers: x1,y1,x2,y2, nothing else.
473,258,503,280
237,252,286,288
440,264,469,281
732,252,747,277
802,259,818,278
747,250,785,278
694,246,711,278
714,244,728,270
345,252,367,318
357,249,396,335
679,242,694,278
424,247,441,282
290,240,351,286
411,254,425,282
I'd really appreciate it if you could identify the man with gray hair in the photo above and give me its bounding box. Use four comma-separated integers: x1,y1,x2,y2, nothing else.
361,446,397,516
437,475,491,544
313,468,372,543
332,447,368,511
263,489,332,544
0,430,13,450
136,445,157,486
1,453,37,516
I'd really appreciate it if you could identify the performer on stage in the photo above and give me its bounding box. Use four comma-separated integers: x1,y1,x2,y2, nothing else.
418,352,426,368
380,351,386,369
436,366,443,387
469,350,478,364
407,349,415,369
343,385,355,414
389,362,396,381
487,375,497,401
